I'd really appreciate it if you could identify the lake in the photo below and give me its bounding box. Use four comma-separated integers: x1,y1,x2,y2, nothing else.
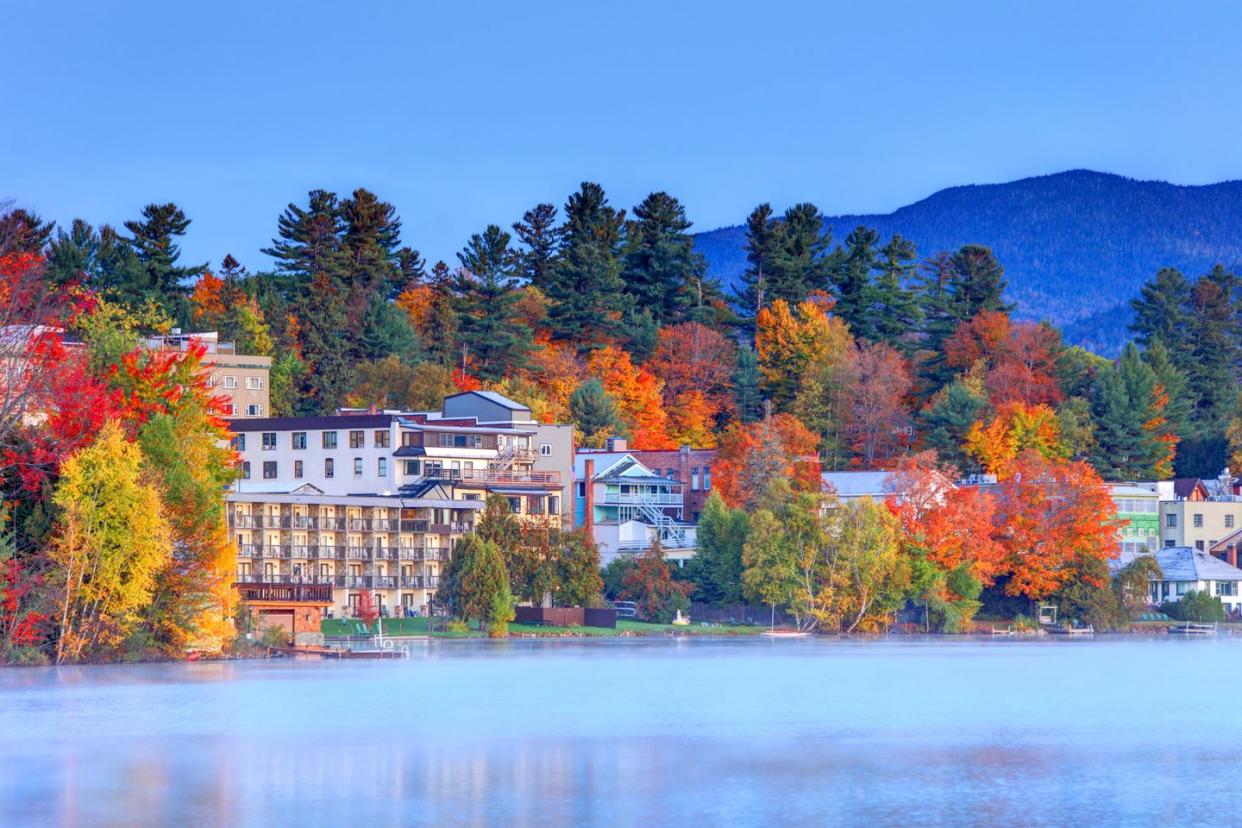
0,636,1236,826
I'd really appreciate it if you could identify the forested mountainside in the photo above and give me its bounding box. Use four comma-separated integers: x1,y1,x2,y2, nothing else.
694,170,1242,354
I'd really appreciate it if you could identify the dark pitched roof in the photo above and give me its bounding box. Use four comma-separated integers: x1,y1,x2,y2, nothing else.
1173,478,1208,499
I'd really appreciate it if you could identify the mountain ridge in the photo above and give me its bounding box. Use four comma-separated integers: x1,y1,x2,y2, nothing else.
693,169,1242,354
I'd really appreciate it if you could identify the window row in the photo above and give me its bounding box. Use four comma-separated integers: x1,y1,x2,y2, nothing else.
210,375,265,390
235,429,392,451
241,457,389,480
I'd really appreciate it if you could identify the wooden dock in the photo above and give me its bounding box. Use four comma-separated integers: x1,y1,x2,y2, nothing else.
271,645,406,659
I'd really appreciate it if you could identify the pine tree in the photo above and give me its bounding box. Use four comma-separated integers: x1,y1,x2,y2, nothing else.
946,244,1011,319
1142,339,1192,439
396,247,427,292
621,191,707,324
1130,267,1193,358
453,224,533,380
918,380,988,470
569,378,626,445
263,190,347,280
545,183,627,347
512,202,561,291
833,226,880,340
733,203,783,327
0,208,54,254
733,342,763,423
358,295,420,363
1184,266,1242,433
776,203,833,301
340,188,403,311
121,203,206,317
46,219,101,288
872,234,923,352
1089,344,1171,479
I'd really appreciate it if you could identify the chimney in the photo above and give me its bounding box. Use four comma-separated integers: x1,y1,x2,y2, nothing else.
606,436,627,452
584,459,595,533
1230,546,1238,568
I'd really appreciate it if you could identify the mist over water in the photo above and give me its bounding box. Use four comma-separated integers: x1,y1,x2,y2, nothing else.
0,637,1233,826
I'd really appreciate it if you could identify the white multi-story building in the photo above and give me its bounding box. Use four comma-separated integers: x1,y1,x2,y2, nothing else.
226,391,573,627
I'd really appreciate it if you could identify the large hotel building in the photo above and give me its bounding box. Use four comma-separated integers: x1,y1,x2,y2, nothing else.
226,391,573,625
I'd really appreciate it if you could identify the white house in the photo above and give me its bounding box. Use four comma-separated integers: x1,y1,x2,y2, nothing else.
1145,547,1242,613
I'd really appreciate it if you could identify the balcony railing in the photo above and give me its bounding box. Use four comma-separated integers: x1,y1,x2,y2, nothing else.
345,546,371,560
600,493,683,506
460,468,561,486
235,582,332,603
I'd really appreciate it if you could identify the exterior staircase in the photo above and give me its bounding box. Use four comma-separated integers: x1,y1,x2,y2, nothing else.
638,502,690,548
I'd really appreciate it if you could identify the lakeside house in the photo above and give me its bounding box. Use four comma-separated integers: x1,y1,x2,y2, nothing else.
1156,470,1242,552
573,449,697,566
1141,546,1242,612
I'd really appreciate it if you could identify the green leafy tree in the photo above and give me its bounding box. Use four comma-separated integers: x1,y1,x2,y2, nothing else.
554,529,604,607
1168,590,1225,623
684,492,748,604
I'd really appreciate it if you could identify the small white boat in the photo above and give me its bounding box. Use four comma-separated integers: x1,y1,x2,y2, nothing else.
761,630,809,639
1168,622,1217,636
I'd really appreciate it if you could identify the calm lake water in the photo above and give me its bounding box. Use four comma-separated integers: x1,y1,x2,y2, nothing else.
0,636,1237,826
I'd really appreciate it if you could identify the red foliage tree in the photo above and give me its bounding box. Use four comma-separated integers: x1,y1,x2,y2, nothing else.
945,311,1062,407
844,341,912,467
648,322,737,420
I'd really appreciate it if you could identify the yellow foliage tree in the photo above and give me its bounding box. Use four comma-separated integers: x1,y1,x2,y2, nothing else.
965,401,1067,477
50,421,172,663
756,299,852,407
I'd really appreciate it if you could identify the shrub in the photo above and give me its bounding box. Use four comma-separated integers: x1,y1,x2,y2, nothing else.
259,626,288,647
445,619,470,634
1165,591,1225,623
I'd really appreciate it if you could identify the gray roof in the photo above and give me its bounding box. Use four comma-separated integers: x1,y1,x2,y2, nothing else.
1151,547,1242,582
446,390,529,411
822,471,895,499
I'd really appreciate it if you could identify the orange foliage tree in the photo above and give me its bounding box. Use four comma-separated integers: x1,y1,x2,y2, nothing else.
965,401,1066,477
648,322,737,415
712,413,821,508
586,345,674,449
755,299,851,407
945,311,1063,407
992,451,1119,600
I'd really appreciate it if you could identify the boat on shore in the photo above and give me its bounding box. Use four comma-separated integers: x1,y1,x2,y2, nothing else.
761,630,810,639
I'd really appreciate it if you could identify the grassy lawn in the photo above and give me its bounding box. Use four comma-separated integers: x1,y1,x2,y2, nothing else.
320,617,483,638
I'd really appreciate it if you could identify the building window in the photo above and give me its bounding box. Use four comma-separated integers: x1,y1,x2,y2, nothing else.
704,468,711,490
375,430,390,449
549,495,560,514
354,457,363,477
378,458,388,477
222,375,238,389
1166,514,1178,528
540,443,552,457
232,434,246,451
691,467,700,491
1196,540,1205,551
292,432,307,450
1217,581,1238,597
262,432,277,451
576,482,586,497
1228,515,1236,529
245,376,264,390
246,404,263,417
323,431,338,449
325,458,334,478
263,461,277,479
1194,514,1204,528
507,497,522,513
228,403,240,416
1165,539,1175,547
241,461,251,479
404,460,420,476
349,430,365,449
206,376,217,388
294,460,303,479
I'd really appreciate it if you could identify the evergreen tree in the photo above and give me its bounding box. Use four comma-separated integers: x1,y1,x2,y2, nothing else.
912,252,958,396
1184,266,1242,433
1142,339,1192,440
621,191,708,324
946,244,1011,319
872,234,923,352
340,188,403,312
453,224,533,380
358,295,420,363
622,307,659,362
0,208,54,254
263,190,347,280
776,203,833,300
396,247,428,291
733,203,784,327
121,203,206,317
569,378,626,444
683,492,748,604
832,226,880,339
919,380,988,470
1130,267,1193,358
546,183,627,347
732,342,763,423
512,202,561,291
1089,343,1172,479
46,219,101,288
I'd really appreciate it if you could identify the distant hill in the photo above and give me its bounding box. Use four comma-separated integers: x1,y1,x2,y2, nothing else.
693,170,1242,355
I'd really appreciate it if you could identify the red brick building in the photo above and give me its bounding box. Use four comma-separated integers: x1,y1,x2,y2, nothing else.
628,443,719,522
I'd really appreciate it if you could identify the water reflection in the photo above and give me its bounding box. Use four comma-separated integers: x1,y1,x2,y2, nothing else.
1,637,1237,826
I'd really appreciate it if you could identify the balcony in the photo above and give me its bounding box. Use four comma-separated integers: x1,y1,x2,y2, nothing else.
230,515,263,529
345,546,371,560
400,519,430,533
429,522,473,535
235,582,332,604
460,468,561,486
262,545,293,559
238,544,261,557
600,492,683,507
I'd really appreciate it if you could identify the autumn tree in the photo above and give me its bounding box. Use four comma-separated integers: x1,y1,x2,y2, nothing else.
965,401,1066,477
621,540,693,623
844,341,912,467
711,412,821,509
992,451,1118,601
586,346,674,449
755,298,851,408
49,422,172,663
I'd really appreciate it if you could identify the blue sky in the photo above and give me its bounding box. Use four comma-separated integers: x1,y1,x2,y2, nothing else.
5,0,1242,270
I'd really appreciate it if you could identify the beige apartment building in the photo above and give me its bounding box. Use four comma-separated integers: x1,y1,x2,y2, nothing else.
226,391,573,626
145,330,271,417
